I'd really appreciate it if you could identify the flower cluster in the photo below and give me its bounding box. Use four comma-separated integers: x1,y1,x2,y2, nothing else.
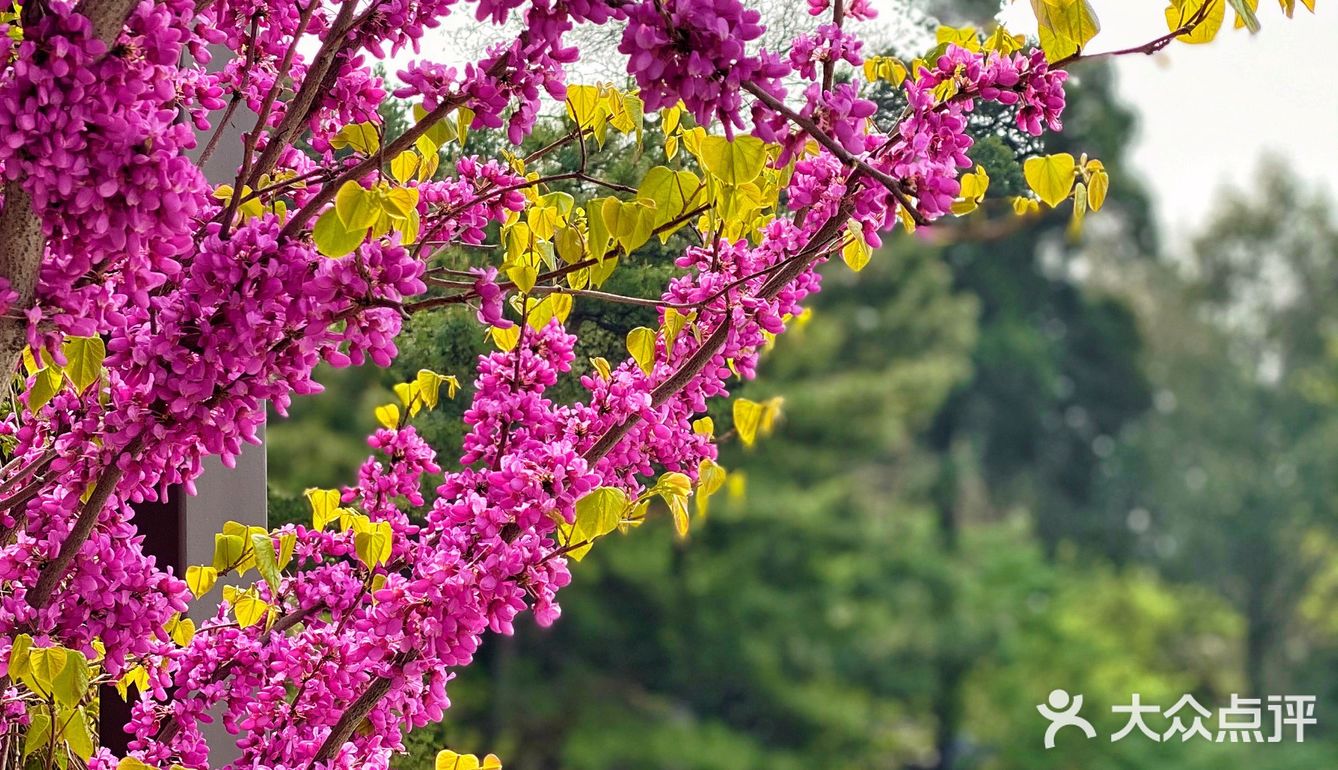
0,0,219,348
619,0,789,131
0,1,1079,768
888,44,1067,218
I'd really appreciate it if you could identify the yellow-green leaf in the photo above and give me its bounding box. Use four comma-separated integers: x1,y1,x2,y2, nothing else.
1024,153,1077,208
354,520,394,569
696,458,727,517
733,398,766,448
662,307,691,358
51,650,90,707
590,356,612,380
1012,196,1040,216
61,336,105,393
1030,0,1101,62
251,532,282,591
491,324,521,352
1087,165,1109,211
23,712,50,758
8,634,32,679
1166,0,1226,43
223,586,270,629
313,208,366,258
384,187,421,220
656,472,693,537
576,487,627,539
627,327,657,375
842,221,872,272
507,263,538,295
306,488,342,530
696,135,768,186
335,182,378,229
212,533,248,572
186,564,218,596
637,166,702,241
165,614,196,647
374,403,400,430
436,750,502,770
331,122,380,155
63,706,95,760
390,151,419,184
27,365,63,413
455,107,475,147
585,202,612,263
601,197,654,255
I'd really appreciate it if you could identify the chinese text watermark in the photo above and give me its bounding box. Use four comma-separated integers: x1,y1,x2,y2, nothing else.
1037,690,1316,749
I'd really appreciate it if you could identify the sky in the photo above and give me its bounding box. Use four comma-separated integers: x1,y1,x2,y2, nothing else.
997,1,1338,242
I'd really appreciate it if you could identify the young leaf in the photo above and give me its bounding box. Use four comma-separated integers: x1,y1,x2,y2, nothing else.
390,151,419,184
212,532,248,572
696,135,768,186
61,336,105,393
1030,0,1101,61
51,650,90,708
1166,0,1226,43
1024,153,1077,208
335,182,378,229
251,532,282,591
656,472,693,537
313,208,366,258
733,398,766,448
696,458,728,518
354,520,394,569
590,356,613,380
662,307,691,358
491,324,522,352
1087,164,1110,211
576,487,628,539
331,122,380,155
626,327,657,375
186,565,218,596
842,221,872,272
27,366,63,413
374,403,401,430
306,488,342,530
223,586,270,629
64,707,95,761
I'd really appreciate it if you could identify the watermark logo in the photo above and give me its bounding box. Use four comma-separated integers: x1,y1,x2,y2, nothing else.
1037,690,1316,748
1038,689,1097,749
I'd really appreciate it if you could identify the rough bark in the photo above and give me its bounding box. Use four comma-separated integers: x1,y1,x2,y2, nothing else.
0,184,45,377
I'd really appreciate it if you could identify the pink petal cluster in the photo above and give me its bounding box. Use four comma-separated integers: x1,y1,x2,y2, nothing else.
619,0,790,131
0,2,1077,768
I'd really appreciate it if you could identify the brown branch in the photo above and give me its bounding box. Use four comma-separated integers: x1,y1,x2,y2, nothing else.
1053,0,1219,68
309,653,415,765
581,206,851,464
742,81,926,225
23,453,130,613
0,185,46,377
225,0,356,230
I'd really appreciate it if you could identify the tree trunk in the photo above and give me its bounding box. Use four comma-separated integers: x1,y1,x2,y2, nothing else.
0,183,44,377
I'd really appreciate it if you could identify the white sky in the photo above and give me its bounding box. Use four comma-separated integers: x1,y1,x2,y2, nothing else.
997,1,1338,242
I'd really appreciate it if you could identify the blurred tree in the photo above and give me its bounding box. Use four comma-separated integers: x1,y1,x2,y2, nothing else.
1092,163,1338,705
